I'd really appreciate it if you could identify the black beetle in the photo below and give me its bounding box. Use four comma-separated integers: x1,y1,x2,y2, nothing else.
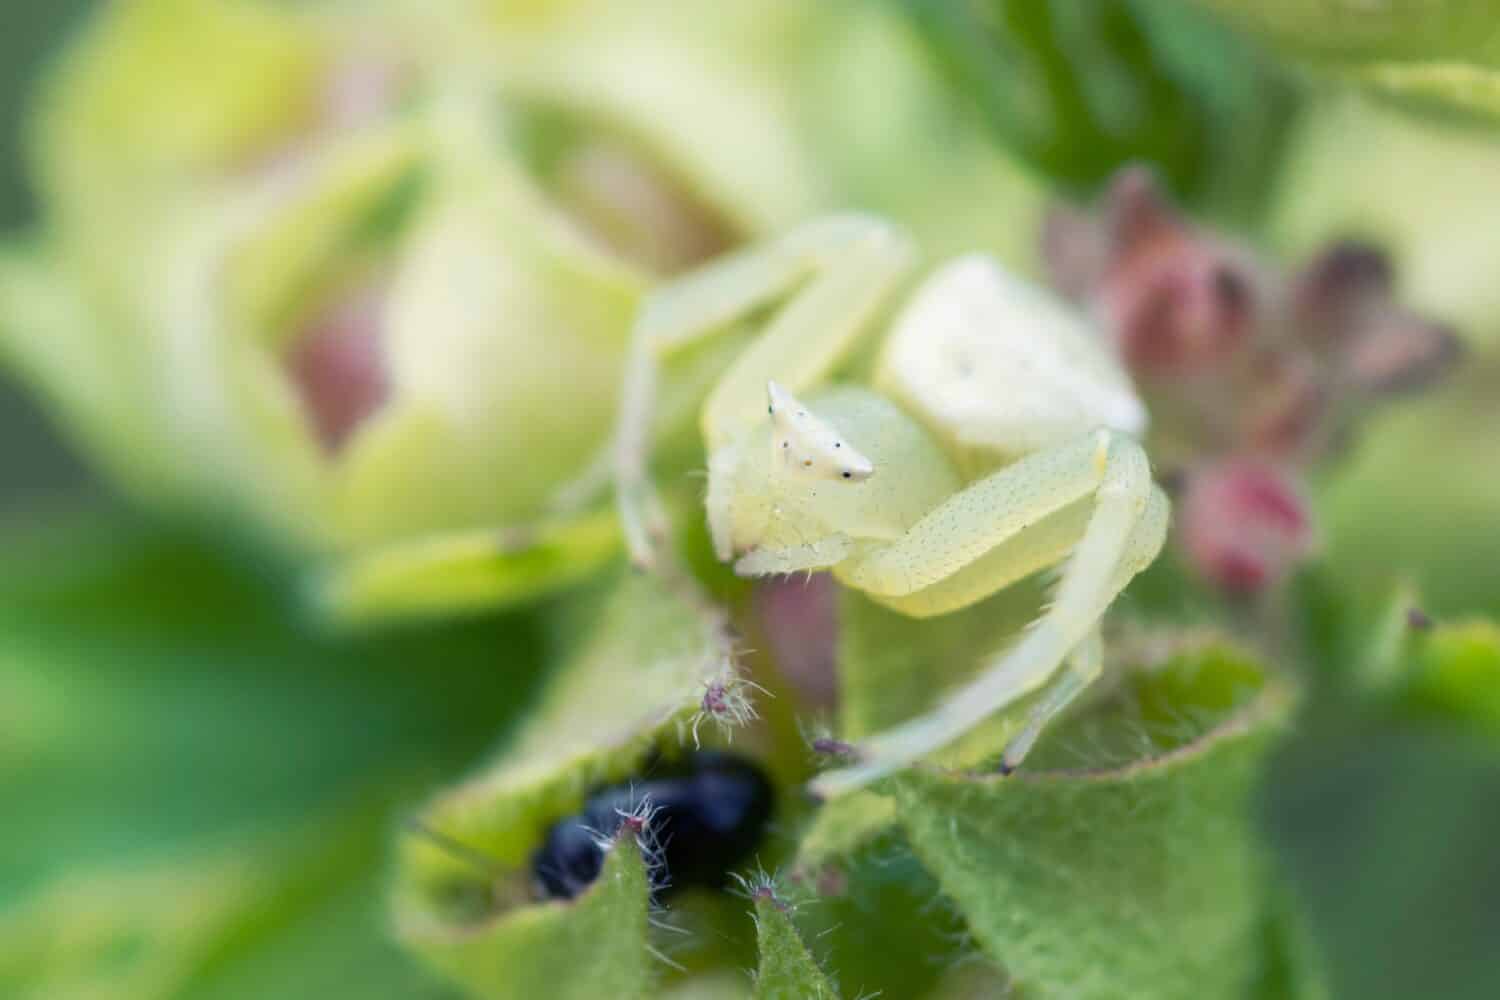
531,751,773,901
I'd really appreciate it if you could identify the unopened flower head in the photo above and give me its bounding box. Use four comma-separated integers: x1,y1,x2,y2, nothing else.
1179,458,1316,596
1045,165,1461,595
0,0,839,584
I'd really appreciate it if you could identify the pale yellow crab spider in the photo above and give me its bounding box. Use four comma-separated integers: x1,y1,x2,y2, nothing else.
610,215,1169,798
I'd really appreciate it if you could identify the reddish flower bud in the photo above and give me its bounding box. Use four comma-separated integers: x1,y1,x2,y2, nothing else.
1179,459,1316,595
1104,255,1255,377
285,284,390,454
1292,240,1463,395
1105,165,1178,254
1342,311,1463,396
1292,240,1393,348
1090,169,1257,377
1239,355,1328,460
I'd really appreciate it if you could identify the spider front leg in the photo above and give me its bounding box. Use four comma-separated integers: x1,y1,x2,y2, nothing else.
611,215,915,571
998,627,1102,774
811,433,1169,798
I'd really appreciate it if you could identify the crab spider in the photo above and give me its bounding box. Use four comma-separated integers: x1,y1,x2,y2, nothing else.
610,215,1169,799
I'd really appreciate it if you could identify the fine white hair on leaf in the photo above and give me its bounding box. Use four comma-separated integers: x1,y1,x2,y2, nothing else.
644,943,687,972
593,793,674,901
690,663,772,747
729,865,797,915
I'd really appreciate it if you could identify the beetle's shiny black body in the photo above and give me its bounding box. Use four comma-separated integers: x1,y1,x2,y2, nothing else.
530,752,773,901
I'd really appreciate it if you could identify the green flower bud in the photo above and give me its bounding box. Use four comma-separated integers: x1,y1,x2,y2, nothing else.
31,0,325,309
2,0,1047,623
476,0,1049,264
6,3,654,611
148,108,643,553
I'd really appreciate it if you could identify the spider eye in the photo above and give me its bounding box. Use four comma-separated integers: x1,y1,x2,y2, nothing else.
841,471,852,479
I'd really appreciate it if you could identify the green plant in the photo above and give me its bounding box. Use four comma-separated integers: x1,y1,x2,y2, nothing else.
2,2,1499,999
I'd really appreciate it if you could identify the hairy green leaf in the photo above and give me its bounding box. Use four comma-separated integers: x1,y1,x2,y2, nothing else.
406,836,655,1000
807,581,1053,861
393,567,737,996
890,643,1293,999
751,891,840,1000
797,846,972,1000
838,582,1048,764
793,792,897,872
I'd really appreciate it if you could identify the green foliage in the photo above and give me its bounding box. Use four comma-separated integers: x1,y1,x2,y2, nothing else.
392,567,733,996
796,845,973,1000
313,510,622,628
1313,376,1500,617
0,509,1324,999
1247,879,1330,1000
890,644,1294,999
1265,569,1500,1000
790,583,1311,998
408,837,655,1000
0,512,550,998
751,891,840,1000
895,0,1291,213
8,3,1500,999
1185,0,1500,122
837,581,1047,758
1263,714,1500,1000
793,582,1050,866
29,0,322,239
793,792,896,871
1397,621,1500,732
3,0,655,598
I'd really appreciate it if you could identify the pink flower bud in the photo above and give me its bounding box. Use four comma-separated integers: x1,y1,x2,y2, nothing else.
284,284,389,454
1291,240,1392,348
1179,459,1316,595
1341,311,1463,396
1091,168,1257,377
1292,240,1463,394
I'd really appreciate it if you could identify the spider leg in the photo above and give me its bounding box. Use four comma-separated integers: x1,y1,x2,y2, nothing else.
835,431,1115,599
612,215,915,570
810,437,1168,798
998,627,1102,774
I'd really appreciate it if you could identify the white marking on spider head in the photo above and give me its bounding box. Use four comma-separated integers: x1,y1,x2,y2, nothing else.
765,380,874,483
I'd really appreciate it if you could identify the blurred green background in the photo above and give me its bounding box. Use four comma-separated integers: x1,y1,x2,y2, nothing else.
2,2,1499,999
0,1,95,505
0,14,526,998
